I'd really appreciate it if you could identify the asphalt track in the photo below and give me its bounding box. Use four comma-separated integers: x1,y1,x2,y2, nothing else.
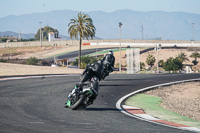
0,74,200,133
52,46,187,60
52,47,120,60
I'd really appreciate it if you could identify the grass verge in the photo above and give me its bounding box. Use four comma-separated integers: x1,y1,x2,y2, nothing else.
88,48,127,56
125,94,200,128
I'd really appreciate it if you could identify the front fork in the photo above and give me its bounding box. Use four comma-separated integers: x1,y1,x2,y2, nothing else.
65,85,93,108
65,85,80,107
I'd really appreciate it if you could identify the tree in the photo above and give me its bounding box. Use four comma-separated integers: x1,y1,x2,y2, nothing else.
163,57,183,73
190,52,200,65
146,54,156,67
0,38,7,43
35,26,58,40
68,12,96,68
176,52,189,63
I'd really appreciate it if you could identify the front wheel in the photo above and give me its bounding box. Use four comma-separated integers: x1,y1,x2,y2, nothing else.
71,95,87,110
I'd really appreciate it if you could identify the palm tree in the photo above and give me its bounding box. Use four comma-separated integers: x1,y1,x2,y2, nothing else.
68,12,96,68
176,52,189,63
190,52,200,65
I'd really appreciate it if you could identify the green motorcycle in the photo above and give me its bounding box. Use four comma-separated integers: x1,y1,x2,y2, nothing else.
65,79,98,110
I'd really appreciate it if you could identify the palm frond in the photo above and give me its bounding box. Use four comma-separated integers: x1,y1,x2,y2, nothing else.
68,12,96,40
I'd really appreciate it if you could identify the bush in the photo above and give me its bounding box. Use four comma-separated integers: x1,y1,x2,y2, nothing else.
159,60,164,67
140,62,145,69
192,60,198,65
26,57,39,65
0,59,7,63
71,56,98,69
97,55,104,60
163,57,183,73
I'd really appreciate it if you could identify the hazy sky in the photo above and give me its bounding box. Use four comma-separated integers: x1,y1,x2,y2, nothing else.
0,0,200,18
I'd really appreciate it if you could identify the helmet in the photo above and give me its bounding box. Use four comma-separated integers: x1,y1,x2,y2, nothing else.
108,50,113,55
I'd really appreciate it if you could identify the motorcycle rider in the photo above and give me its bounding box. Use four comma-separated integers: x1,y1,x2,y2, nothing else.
101,50,115,78
80,51,115,105
80,51,115,82
65,60,104,108
79,60,104,106
80,59,104,83
79,50,115,86
65,51,115,108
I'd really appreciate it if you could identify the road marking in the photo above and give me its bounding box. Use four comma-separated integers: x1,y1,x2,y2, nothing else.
116,78,200,133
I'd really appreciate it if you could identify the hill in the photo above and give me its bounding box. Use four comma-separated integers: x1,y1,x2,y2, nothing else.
0,9,200,40
0,31,34,39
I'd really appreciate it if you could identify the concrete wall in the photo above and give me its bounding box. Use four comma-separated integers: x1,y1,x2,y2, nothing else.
0,39,200,48
0,40,80,48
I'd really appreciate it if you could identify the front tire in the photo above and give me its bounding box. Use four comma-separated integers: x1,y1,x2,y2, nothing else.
71,95,87,110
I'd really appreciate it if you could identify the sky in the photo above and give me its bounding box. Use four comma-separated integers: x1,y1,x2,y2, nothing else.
0,0,200,18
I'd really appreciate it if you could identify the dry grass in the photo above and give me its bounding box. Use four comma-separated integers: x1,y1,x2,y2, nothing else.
0,63,83,76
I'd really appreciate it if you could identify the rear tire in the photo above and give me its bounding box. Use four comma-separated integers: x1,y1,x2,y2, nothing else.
71,95,87,110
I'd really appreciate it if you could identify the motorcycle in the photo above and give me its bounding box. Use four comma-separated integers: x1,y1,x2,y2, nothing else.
64,62,102,110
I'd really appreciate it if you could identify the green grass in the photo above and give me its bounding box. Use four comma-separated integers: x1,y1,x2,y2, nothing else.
125,94,200,128
88,47,149,56
88,48,127,56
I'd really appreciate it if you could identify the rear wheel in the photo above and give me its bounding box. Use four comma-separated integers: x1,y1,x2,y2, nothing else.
71,95,87,110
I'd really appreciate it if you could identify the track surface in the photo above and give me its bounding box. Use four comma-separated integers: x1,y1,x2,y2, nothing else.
55,47,119,59
56,46,186,59
0,74,199,133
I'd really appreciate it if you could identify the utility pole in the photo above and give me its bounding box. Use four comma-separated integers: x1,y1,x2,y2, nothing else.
119,22,122,74
42,30,44,42
192,23,195,41
39,22,42,47
141,25,144,40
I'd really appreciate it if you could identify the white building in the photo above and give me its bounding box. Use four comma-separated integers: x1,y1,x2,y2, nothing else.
48,32,62,41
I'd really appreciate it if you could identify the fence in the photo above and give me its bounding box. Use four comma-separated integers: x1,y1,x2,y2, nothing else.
0,40,80,48
1,39,200,48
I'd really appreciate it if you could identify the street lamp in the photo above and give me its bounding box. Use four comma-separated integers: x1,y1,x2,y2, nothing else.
119,22,122,74
155,44,161,73
39,22,42,46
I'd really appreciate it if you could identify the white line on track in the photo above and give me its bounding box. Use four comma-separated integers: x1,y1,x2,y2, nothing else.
0,74,78,81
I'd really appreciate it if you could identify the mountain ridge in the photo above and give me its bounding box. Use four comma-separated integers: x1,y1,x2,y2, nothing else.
0,9,199,40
